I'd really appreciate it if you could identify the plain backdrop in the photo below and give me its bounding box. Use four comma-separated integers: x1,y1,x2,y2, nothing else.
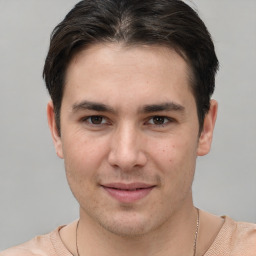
0,0,255,250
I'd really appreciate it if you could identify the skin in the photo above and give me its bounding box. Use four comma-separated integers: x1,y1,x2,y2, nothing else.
47,43,220,255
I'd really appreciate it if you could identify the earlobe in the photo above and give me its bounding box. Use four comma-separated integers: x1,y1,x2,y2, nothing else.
197,100,218,156
47,101,64,159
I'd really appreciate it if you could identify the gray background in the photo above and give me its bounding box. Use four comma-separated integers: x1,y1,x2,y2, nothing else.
0,0,255,250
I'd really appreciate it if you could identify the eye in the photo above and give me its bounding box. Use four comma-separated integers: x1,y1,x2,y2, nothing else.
84,115,108,125
147,116,173,126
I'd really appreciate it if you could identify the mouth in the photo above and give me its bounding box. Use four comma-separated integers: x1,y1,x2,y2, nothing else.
101,183,156,203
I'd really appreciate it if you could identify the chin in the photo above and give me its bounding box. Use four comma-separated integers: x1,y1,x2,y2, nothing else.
101,221,151,238
97,211,156,238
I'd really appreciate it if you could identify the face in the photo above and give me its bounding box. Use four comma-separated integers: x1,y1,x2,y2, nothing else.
48,43,217,237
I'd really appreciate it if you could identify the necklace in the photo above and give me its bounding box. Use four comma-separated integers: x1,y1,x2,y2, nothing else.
193,208,200,256
75,219,80,256
75,208,200,256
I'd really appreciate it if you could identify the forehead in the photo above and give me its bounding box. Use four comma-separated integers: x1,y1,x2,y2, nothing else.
64,43,194,110
67,43,190,80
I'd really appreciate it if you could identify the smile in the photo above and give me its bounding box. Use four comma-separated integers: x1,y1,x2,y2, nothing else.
101,183,156,203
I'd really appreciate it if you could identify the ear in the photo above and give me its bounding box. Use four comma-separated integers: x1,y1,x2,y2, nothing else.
197,99,218,156
47,101,63,159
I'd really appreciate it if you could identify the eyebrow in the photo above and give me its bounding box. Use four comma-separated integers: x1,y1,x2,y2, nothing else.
141,102,185,113
72,100,115,113
72,100,184,114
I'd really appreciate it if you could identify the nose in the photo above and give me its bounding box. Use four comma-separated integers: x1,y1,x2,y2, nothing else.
107,123,147,171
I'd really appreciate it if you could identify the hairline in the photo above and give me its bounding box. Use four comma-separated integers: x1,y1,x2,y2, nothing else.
57,41,201,135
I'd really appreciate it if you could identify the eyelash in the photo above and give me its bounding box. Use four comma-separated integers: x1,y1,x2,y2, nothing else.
146,116,175,127
82,115,109,126
81,115,175,128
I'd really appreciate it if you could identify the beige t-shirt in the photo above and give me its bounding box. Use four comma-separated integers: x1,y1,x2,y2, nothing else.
1,216,256,256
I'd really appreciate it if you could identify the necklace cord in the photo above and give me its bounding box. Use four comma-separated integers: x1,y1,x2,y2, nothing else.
76,219,80,256
193,208,200,256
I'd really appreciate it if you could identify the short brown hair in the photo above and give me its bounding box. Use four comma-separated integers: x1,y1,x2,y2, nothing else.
43,0,219,134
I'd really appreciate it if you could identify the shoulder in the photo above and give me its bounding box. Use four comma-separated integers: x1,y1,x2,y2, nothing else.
0,227,62,256
231,218,256,251
205,216,256,256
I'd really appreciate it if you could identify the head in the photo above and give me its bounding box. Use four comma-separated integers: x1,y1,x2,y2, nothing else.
43,0,218,135
44,0,218,238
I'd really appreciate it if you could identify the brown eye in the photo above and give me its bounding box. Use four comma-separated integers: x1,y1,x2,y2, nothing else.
147,116,173,127
88,116,104,124
152,116,166,125
90,116,103,124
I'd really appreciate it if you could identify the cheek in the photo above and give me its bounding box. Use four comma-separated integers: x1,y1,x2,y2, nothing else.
61,134,109,194
62,131,108,166
62,136,102,204
150,138,180,166
150,135,198,178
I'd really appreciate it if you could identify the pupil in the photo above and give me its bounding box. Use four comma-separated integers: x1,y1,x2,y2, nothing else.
153,116,164,125
91,116,102,124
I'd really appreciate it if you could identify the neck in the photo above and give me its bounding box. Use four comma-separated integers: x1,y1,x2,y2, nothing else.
77,205,199,256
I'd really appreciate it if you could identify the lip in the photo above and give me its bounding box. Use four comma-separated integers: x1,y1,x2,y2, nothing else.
101,183,156,203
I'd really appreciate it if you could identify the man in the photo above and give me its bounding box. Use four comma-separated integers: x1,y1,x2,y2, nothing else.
2,0,255,255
